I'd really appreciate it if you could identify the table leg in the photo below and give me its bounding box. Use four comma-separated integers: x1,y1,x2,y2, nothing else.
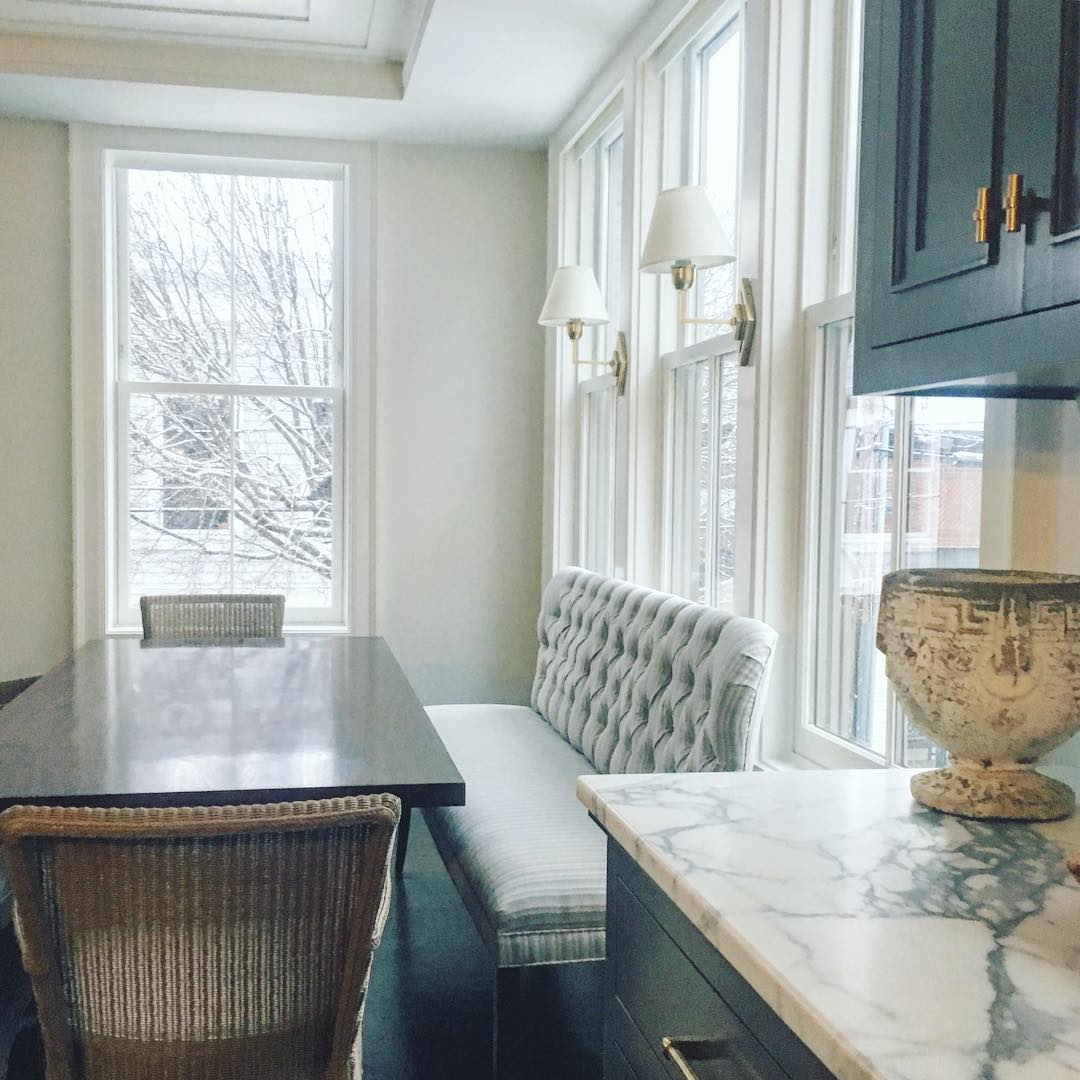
395,803,412,877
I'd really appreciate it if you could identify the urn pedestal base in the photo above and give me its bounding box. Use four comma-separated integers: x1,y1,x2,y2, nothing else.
911,760,1075,822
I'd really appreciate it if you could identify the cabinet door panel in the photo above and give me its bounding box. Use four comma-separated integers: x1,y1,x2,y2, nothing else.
1018,0,1080,313
860,0,1023,349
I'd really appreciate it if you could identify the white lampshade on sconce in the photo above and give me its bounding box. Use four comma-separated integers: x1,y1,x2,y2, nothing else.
538,265,609,329
640,185,757,366
640,185,735,276
539,266,628,394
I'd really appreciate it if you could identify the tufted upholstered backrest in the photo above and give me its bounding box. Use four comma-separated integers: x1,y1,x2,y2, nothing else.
531,568,778,775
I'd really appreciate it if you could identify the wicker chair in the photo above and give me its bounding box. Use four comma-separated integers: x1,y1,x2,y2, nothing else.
139,594,286,642
0,796,400,1080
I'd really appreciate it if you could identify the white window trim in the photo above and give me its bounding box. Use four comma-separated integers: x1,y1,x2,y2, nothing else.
71,125,375,644
564,100,626,575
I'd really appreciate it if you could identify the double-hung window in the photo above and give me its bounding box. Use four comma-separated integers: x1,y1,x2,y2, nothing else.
566,106,625,574
657,3,751,608
111,157,346,629
795,0,987,767
801,298,986,767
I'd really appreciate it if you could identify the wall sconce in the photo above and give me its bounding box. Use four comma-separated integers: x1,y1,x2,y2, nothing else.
640,185,757,366
538,265,628,395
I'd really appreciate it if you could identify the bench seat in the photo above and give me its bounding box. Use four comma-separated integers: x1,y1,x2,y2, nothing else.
422,568,778,1075
424,704,605,967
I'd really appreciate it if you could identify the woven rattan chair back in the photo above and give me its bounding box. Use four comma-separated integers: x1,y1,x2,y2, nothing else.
0,796,400,1080
139,594,286,642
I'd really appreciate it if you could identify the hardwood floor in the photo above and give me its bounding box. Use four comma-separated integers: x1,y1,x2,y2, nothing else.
7,816,603,1080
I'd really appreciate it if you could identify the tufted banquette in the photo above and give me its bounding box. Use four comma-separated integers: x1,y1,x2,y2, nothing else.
423,568,778,1065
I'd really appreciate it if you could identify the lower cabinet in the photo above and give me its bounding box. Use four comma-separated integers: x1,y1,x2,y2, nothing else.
604,840,834,1080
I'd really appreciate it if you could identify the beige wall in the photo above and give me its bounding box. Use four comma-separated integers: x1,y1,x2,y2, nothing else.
0,119,71,681
988,400,1080,765
0,125,547,704
375,144,547,704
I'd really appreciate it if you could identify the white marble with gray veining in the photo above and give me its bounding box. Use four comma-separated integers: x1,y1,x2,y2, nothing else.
577,768,1080,1080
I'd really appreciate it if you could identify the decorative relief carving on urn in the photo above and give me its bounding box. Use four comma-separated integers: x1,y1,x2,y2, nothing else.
876,569,1080,821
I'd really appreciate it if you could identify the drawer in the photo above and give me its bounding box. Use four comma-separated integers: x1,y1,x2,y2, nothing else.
611,875,788,1080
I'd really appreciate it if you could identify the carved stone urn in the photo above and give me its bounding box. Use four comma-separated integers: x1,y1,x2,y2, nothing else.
876,569,1080,821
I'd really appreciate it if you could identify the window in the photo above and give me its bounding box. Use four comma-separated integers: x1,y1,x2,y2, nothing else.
802,300,985,767
114,161,345,627
658,3,750,608
565,107,625,574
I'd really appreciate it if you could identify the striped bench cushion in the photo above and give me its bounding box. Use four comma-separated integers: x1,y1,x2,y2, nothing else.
424,704,605,967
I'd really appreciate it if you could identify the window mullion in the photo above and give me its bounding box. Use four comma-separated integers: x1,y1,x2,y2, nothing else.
887,397,914,766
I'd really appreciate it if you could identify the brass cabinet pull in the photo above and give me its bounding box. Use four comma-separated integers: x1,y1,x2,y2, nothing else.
661,1037,701,1080
1002,172,1052,233
973,186,994,243
1003,172,1026,232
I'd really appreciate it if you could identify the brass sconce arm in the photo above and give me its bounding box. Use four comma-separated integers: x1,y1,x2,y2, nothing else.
565,320,629,396
669,265,757,366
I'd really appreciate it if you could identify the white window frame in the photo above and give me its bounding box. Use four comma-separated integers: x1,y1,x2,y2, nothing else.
71,126,374,644
550,96,628,577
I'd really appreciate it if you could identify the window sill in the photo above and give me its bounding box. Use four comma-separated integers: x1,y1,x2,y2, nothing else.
754,750,823,772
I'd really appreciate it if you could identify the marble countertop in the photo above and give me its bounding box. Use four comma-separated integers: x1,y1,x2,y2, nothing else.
577,768,1080,1080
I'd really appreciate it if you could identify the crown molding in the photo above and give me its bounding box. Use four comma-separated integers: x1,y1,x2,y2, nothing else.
0,29,404,96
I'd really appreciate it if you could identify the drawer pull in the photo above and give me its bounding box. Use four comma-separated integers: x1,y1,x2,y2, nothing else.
661,1037,701,1080
660,1036,764,1080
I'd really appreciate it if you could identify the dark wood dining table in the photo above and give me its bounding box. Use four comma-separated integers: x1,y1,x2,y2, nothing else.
0,636,465,815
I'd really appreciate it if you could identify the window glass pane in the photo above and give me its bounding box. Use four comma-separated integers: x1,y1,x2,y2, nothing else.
899,397,984,767
662,56,689,189
127,171,233,384
811,318,985,765
713,359,738,606
671,360,712,604
669,356,738,606
815,319,892,755
128,393,234,598
582,386,616,573
698,24,742,327
231,176,336,387
126,391,335,609
231,395,334,605
603,133,624,357
125,169,335,387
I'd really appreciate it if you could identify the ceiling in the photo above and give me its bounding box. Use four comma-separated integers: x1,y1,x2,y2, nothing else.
0,0,657,147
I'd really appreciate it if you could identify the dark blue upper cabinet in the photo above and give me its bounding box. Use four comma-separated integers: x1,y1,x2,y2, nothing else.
855,0,1080,397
